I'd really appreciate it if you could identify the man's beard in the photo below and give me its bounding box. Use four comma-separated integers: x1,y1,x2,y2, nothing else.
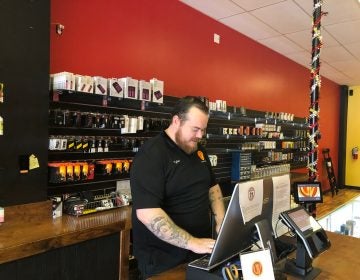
175,130,199,154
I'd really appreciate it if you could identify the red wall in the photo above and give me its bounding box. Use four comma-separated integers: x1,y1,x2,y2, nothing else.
50,0,340,191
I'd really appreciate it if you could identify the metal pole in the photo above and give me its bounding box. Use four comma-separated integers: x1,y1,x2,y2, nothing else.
308,0,324,182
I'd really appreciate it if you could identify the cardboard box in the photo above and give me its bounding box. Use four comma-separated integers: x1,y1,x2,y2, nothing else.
138,80,151,101
120,77,138,100
93,76,108,95
76,75,93,93
52,72,75,91
0,207,4,223
51,197,63,219
108,78,124,98
150,78,164,103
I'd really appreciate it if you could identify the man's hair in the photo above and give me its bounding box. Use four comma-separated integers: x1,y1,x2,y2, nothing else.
171,96,209,121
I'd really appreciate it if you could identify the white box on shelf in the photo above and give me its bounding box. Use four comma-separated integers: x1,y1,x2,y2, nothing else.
51,197,63,219
150,78,164,103
108,78,124,98
75,75,93,93
52,72,75,91
138,80,151,101
120,77,138,100
93,76,108,95
0,206,4,223
120,114,129,134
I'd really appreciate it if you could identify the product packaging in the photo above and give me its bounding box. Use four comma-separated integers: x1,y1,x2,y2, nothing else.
75,75,93,93
0,207,4,223
138,80,151,101
51,197,63,218
150,78,164,103
93,76,108,95
120,77,138,100
108,78,124,98
52,72,76,91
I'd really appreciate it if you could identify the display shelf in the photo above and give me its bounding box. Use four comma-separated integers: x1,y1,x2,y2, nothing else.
51,90,172,116
49,126,162,138
209,110,307,129
48,90,308,198
206,133,306,141
47,179,119,196
48,150,135,161
48,174,129,187
47,92,177,197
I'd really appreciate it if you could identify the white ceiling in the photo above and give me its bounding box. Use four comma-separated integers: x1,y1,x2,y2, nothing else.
180,0,360,86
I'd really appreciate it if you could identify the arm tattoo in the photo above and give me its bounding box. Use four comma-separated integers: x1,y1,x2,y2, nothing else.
209,188,222,204
147,215,191,249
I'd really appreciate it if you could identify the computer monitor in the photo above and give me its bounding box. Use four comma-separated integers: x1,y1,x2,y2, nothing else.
189,175,291,271
279,206,331,278
293,181,323,204
206,183,255,269
279,206,330,259
209,175,290,267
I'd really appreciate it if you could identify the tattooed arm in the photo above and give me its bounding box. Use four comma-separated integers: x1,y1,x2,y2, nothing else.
136,208,215,254
209,184,225,234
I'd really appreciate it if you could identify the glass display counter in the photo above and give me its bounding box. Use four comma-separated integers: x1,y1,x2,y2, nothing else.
318,196,360,237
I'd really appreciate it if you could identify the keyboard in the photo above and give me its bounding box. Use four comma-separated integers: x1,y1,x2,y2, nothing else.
187,255,212,271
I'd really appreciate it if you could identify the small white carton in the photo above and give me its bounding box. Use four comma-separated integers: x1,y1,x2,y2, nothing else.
93,76,108,95
108,78,124,98
138,80,151,101
150,78,164,103
120,77,138,100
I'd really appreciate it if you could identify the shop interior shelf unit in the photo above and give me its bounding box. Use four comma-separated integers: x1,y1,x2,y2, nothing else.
48,90,308,200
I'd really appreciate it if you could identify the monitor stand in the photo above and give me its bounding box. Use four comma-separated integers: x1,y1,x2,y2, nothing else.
284,237,321,280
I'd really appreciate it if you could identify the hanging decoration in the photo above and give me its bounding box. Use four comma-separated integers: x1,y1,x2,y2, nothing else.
308,0,327,182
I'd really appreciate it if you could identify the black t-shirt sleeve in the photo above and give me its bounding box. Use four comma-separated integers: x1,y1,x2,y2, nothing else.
130,144,166,210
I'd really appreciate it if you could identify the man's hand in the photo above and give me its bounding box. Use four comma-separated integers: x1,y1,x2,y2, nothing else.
187,236,216,254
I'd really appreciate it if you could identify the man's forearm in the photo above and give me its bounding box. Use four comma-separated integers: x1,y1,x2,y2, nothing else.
137,208,193,249
209,184,225,230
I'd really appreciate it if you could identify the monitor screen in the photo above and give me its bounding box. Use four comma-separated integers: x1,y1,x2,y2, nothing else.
208,175,291,268
286,207,321,233
207,183,255,268
280,206,330,259
293,181,323,204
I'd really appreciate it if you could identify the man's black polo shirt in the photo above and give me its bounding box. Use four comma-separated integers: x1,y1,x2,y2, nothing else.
130,131,216,276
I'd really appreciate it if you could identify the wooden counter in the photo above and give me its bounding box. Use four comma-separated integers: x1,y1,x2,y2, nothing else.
0,200,132,280
150,231,360,280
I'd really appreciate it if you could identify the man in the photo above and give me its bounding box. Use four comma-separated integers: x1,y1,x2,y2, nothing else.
130,96,225,278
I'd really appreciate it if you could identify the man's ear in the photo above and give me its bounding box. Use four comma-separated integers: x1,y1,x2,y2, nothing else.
173,115,181,126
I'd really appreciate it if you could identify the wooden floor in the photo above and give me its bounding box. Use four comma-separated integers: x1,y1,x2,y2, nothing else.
316,188,360,218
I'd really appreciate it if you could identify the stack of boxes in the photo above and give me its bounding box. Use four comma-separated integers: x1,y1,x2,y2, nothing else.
50,72,164,104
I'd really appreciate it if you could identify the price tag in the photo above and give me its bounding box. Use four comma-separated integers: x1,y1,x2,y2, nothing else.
102,96,108,107
52,91,59,102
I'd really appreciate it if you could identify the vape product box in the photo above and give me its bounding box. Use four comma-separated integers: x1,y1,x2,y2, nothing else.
75,75,93,93
51,197,63,218
93,76,108,95
120,114,129,134
0,207,4,223
108,78,124,98
120,77,138,100
138,80,151,101
209,101,217,111
150,78,164,103
128,116,138,133
215,100,227,112
52,72,75,91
